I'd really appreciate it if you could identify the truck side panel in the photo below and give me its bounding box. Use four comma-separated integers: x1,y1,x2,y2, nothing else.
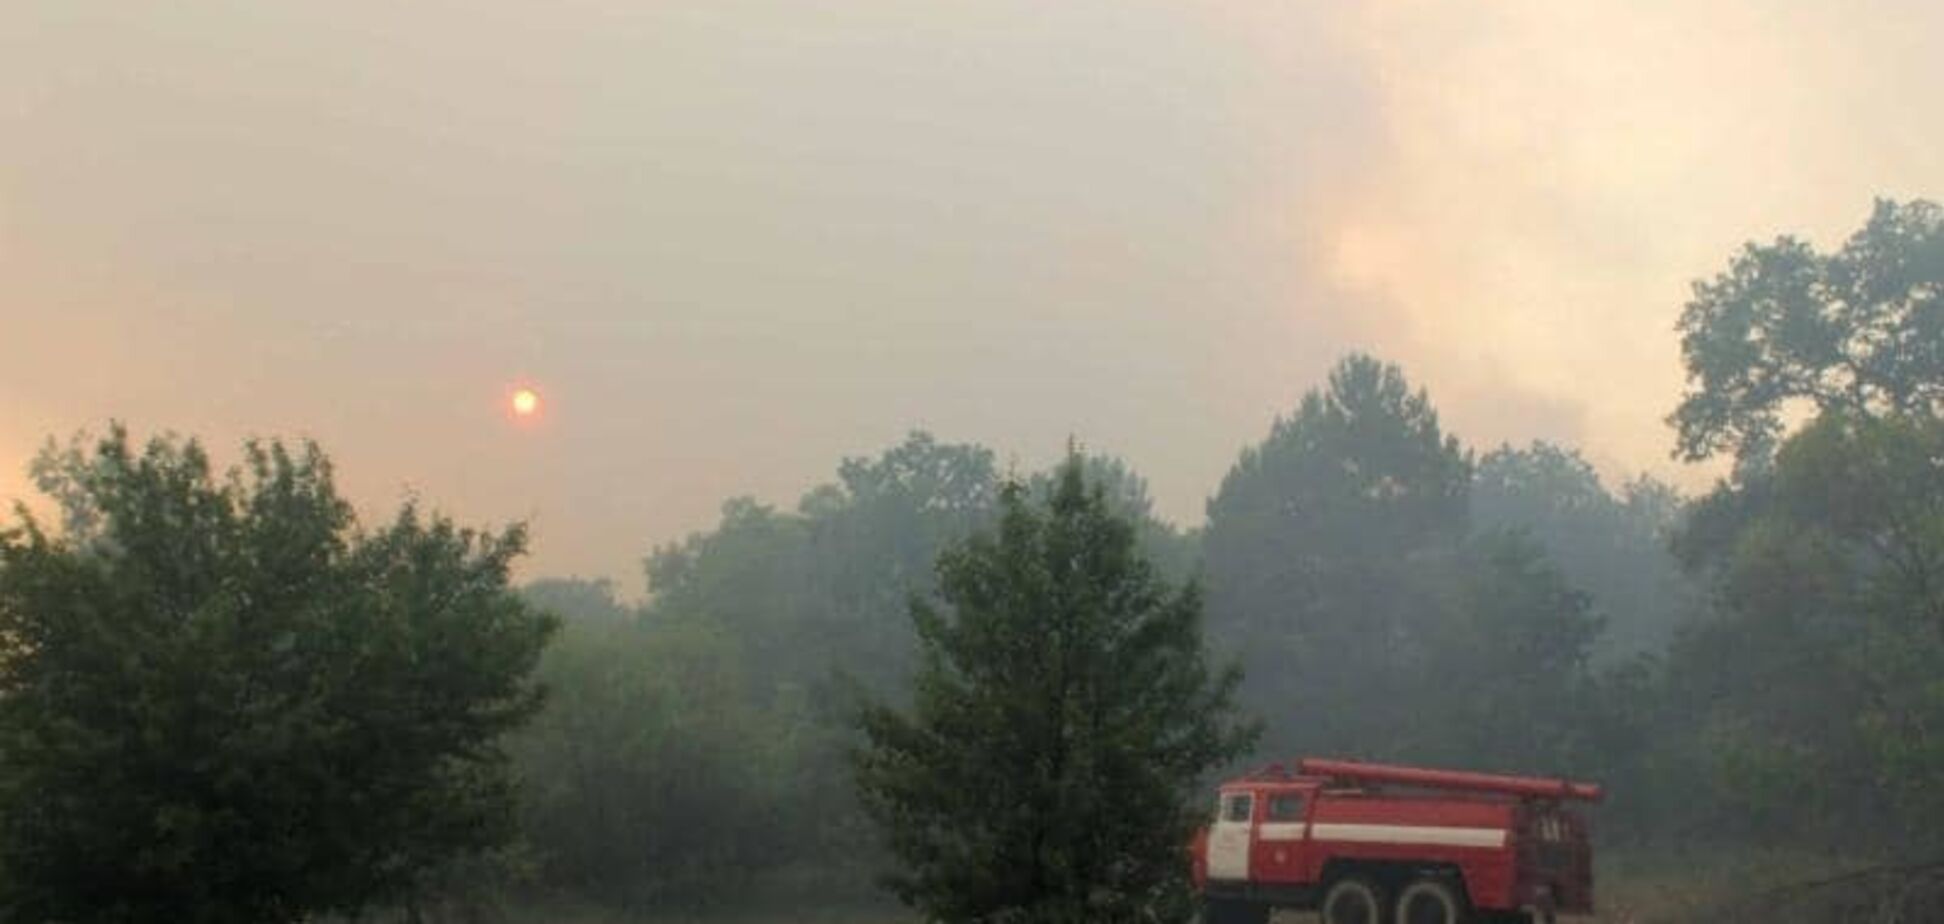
1304,797,1520,909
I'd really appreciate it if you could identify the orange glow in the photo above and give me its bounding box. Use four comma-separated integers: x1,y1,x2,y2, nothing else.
510,387,541,418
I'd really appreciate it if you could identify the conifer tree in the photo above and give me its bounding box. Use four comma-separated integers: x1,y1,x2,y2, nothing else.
854,455,1257,924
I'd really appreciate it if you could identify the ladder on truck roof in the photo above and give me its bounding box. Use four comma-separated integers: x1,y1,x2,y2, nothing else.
1294,757,1604,803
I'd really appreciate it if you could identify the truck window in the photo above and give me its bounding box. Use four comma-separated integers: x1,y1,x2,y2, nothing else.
1220,793,1253,823
1267,793,1306,821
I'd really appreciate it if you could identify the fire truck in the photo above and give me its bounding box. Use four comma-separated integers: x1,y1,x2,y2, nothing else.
1189,758,1601,924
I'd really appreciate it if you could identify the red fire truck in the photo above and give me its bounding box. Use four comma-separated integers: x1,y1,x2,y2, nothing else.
1189,758,1601,924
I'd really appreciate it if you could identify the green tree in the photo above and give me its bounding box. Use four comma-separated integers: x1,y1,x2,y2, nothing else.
1027,452,1201,585
1667,411,1944,847
0,427,555,923
1201,357,1637,781
645,496,816,703
1472,442,1696,660
1203,354,1471,755
1670,198,1944,468
512,579,789,906
645,432,1002,702
1402,531,1620,774
854,458,1256,924
633,434,1199,906
630,433,1005,897
798,431,1001,695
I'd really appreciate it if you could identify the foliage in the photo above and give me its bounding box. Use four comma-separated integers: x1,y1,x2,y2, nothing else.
646,432,1002,702
1206,354,1471,573
1201,355,1642,787
1473,442,1697,660
1026,452,1200,585
0,427,555,924
1203,354,1472,756
1670,198,1944,468
512,579,793,907
646,497,817,704
1667,412,1944,848
1403,530,1617,774
854,458,1256,924
797,432,1001,695
629,435,1197,902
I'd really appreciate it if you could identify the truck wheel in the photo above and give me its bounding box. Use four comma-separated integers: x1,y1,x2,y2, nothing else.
1321,877,1388,924
1394,878,1466,924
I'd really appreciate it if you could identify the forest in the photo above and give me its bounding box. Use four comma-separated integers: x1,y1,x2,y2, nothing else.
2,198,1941,923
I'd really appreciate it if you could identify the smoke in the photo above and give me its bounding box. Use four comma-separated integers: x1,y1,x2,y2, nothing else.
4,0,1940,582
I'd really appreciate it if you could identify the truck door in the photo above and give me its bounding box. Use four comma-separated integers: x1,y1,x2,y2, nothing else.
1251,790,1311,885
1207,791,1255,881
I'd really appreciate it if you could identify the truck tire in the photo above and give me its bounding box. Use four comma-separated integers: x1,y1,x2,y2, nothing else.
1321,877,1388,924
1394,878,1466,924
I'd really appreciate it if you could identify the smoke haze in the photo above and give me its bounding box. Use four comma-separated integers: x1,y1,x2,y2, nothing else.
5,0,1940,586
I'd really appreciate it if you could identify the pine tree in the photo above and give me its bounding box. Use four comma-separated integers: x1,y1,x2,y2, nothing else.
853,455,1257,924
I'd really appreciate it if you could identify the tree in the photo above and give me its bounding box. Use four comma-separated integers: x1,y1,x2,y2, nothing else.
645,496,816,704
1472,442,1696,659
0,427,556,923
853,457,1256,924
1026,451,1201,584
798,431,1001,695
1400,531,1619,774
646,432,1001,702
1670,198,1944,468
633,434,1204,907
1203,354,1471,755
512,579,789,906
1666,411,1944,847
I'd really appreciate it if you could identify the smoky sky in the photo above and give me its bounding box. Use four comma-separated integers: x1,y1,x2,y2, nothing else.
5,1,1940,589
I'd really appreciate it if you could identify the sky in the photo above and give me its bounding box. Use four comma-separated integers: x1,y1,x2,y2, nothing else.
4,1,1940,591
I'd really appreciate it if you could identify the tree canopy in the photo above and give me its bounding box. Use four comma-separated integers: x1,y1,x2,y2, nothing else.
1473,442,1694,659
0,428,555,923
1666,411,1944,847
854,458,1256,924
1204,354,1472,755
1671,198,1944,468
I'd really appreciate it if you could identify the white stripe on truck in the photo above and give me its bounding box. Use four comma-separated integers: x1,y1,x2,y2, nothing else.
1308,823,1507,848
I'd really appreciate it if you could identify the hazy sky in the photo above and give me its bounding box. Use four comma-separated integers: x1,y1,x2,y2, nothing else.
5,1,1940,590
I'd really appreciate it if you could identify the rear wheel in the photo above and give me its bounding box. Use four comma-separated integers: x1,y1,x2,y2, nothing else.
1321,877,1388,924
1394,878,1466,924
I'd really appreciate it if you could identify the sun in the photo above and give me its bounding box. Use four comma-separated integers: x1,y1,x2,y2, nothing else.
510,387,541,418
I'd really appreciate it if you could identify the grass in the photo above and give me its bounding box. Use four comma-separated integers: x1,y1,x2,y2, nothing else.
387,846,1913,924
492,908,909,924
1595,844,1891,923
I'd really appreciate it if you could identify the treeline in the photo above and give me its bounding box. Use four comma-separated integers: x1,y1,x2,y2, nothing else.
504,371,1683,911
508,438,1199,908
504,197,1944,912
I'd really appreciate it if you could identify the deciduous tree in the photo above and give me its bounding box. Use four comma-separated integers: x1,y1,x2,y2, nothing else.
0,427,555,923
1671,198,1944,468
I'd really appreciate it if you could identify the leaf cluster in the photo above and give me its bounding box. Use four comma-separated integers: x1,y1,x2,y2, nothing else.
0,426,555,923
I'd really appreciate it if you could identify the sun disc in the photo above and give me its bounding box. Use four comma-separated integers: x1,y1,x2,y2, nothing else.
511,388,540,417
